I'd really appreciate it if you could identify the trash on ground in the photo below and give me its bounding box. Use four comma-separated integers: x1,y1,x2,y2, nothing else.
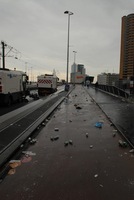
8,160,21,175
22,151,36,156
30,139,37,144
50,135,59,141
90,145,93,148
42,122,46,126
20,144,24,148
54,128,59,131
95,122,103,128
118,140,128,148
9,160,21,168
50,136,54,141
129,149,134,153
54,135,59,140
76,106,82,109
64,140,73,146
86,133,88,138
64,141,69,146
112,132,116,137
8,169,16,175
21,156,32,163
99,184,104,188
69,140,73,145
94,174,98,178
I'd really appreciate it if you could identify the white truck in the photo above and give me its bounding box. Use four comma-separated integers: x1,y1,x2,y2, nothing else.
0,68,29,105
37,74,58,95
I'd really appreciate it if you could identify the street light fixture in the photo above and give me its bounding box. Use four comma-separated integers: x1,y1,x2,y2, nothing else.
64,10,74,84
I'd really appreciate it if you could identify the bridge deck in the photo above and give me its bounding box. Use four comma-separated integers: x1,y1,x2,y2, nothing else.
0,85,134,200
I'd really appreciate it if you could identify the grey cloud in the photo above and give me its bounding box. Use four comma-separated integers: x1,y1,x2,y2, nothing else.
0,0,134,80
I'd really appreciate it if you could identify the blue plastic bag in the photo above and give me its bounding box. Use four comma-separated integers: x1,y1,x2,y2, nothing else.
95,122,103,128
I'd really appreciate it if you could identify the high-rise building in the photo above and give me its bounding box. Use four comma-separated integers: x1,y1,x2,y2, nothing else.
77,64,85,74
71,62,77,73
119,14,134,80
70,63,86,84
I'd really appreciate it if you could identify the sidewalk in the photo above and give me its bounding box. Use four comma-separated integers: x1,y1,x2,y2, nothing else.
86,86,134,146
0,85,134,200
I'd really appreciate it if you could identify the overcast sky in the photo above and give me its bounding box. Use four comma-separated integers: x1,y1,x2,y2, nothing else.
0,0,134,81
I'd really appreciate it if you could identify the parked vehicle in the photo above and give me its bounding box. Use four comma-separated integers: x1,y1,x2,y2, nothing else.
0,68,29,105
37,74,58,95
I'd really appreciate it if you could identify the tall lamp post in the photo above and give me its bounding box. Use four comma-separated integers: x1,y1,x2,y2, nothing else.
73,50,77,84
73,50,77,64
64,10,74,85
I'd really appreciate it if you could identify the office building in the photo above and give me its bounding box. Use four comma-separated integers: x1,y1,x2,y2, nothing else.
97,73,119,86
71,62,77,73
70,63,86,84
119,14,134,80
77,64,85,75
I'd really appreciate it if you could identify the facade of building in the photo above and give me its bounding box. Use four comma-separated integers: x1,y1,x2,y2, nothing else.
97,73,119,86
70,63,86,84
77,64,85,74
119,14,134,80
71,63,77,73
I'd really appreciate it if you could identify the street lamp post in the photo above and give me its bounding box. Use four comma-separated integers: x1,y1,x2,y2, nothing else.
73,50,77,84
64,10,74,85
73,50,77,65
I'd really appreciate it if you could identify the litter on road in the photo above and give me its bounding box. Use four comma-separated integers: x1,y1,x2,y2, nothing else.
69,140,73,145
129,149,134,153
9,160,21,168
22,151,36,156
86,133,88,138
95,122,103,128
50,135,59,141
64,141,69,146
30,139,37,144
54,128,59,131
118,140,128,148
94,174,98,178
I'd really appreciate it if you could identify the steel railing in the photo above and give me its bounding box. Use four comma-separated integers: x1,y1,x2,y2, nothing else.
93,84,130,99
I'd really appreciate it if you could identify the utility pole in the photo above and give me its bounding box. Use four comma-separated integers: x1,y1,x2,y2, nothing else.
1,41,5,69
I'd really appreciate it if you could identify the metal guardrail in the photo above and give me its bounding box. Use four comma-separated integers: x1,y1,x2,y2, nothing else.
94,84,130,99
0,95,66,168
